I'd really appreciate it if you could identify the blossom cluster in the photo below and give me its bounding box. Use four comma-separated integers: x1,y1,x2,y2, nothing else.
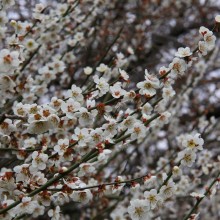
0,1,220,220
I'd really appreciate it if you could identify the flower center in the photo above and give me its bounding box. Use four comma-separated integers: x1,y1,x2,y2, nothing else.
3,55,12,64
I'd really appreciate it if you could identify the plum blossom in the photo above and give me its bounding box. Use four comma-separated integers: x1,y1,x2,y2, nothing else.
0,119,16,135
128,199,151,220
144,189,161,209
172,166,182,178
120,115,136,130
0,75,15,91
31,151,48,170
0,49,20,73
110,206,126,220
61,98,81,119
72,127,90,147
90,128,104,145
203,32,216,50
53,193,69,207
178,149,196,167
110,82,126,98
175,47,192,58
84,66,93,75
123,90,136,102
50,97,62,111
98,149,112,163
141,103,153,115
33,3,45,13
15,197,38,215
137,70,160,97
27,118,52,134
169,57,187,78
93,75,109,96
102,120,118,137
198,41,208,56
48,206,61,220
130,121,147,140
54,138,69,156
0,11,8,26
159,180,176,200
49,59,65,73
32,205,45,218
119,68,129,82
190,192,205,199
78,163,95,177
31,172,47,186
24,38,38,51
66,84,84,103
215,15,220,23
14,164,31,183
115,53,127,67
144,175,157,188
74,32,84,43
0,171,16,194
70,189,93,204
162,86,176,101
199,26,216,52
182,133,204,151
74,107,97,126
96,63,108,73
155,111,171,127
199,26,210,36
38,66,56,82
159,66,170,77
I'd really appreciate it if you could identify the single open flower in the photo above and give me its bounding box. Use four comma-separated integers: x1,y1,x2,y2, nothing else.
175,47,192,58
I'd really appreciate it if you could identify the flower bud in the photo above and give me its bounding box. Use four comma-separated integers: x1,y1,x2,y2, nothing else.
215,15,220,32
59,167,68,173
10,20,17,27
215,15,220,23
84,66,93,75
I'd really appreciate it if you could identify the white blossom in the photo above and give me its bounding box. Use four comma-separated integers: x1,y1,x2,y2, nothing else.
128,199,151,220
137,71,160,97
178,149,196,167
144,189,160,209
169,57,187,78
93,75,109,96
182,133,204,151
175,47,192,58
31,151,48,170
61,98,81,119
70,189,93,204
96,63,108,73
110,82,126,98
48,206,61,220
84,66,93,75
160,180,176,200
0,49,20,74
